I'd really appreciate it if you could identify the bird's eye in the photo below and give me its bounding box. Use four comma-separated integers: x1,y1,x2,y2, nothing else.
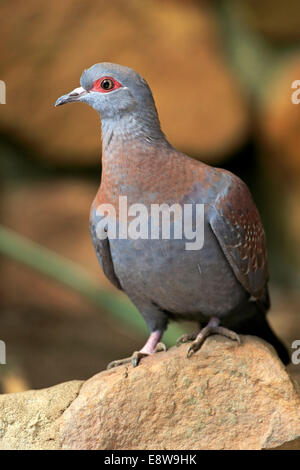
91,76,122,93
101,79,114,90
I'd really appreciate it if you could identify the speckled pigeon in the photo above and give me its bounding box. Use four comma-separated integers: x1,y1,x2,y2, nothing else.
55,63,289,367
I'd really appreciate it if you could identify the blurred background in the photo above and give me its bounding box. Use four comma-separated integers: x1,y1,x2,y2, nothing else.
0,0,300,393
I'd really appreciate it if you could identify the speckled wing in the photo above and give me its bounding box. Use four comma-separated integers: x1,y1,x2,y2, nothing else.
209,171,269,298
90,221,122,291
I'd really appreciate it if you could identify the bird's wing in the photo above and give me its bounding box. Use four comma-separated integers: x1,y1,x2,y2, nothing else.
209,170,268,298
90,220,122,291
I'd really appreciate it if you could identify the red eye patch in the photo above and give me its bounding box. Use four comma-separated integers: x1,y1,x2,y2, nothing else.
91,76,122,93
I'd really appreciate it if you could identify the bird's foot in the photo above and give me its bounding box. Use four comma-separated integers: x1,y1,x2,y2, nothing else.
185,318,241,358
107,341,166,370
107,351,148,369
176,332,198,346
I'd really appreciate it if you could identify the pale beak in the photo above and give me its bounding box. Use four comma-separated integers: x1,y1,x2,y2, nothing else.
55,86,88,107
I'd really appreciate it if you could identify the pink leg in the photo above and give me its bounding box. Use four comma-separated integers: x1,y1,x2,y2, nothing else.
107,329,166,369
140,330,163,355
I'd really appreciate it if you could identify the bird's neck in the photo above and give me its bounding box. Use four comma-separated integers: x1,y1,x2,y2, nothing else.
101,111,167,154
97,113,175,206
100,114,173,178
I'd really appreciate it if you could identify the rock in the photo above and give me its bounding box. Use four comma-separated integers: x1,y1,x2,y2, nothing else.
0,336,299,450
60,336,300,450
0,0,248,165
0,380,82,450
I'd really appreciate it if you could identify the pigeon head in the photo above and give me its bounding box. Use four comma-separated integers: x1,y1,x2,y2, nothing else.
55,62,160,125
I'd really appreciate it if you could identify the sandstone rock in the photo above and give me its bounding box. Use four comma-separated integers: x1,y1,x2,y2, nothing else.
60,336,300,450
0,380,82,450
0,336,299,450
0,0,248,165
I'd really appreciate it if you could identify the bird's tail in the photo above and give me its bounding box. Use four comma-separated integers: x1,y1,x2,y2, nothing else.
232,299,290,365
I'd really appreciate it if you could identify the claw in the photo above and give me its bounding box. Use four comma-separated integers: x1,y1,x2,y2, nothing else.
186,342,199,358
107,351,148,369
131,351,148,367
176,332,197,346
155,342,167,352
106,335,167,370
184,318,241,359
107,357,131,370
186,334,207,357
131,357,139,368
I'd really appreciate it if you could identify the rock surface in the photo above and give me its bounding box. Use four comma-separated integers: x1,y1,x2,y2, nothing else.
0,336,299,450
60,336,300,450
0,380,82,450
